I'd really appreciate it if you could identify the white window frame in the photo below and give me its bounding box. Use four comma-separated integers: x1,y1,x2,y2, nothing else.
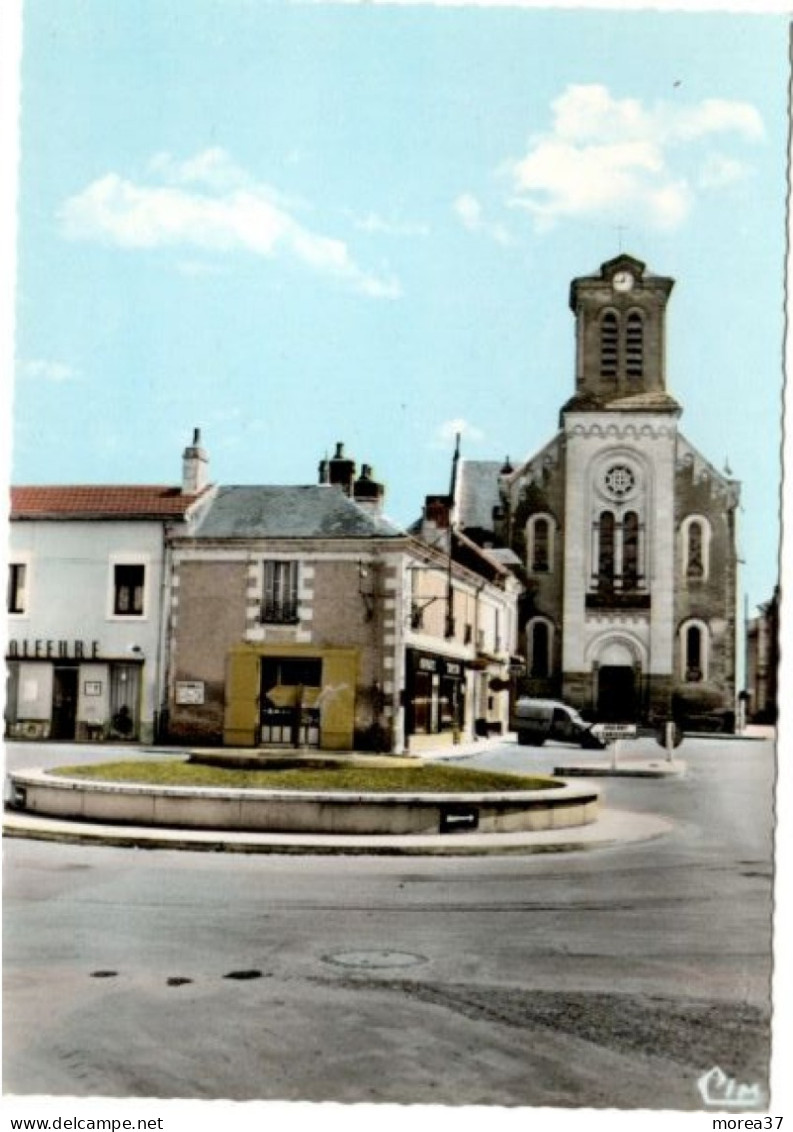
107,554,150,621
261,559,301,624
679,618,710,683
527,616,555,678
680,514,712,583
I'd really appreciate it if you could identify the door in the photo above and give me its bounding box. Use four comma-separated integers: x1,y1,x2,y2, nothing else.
260,657,322,747
51,667,78,740
597,665,637,721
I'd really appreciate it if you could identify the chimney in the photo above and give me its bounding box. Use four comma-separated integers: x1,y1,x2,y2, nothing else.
353,464,385,515
182,427,209,495
327,441,356,496
424,494,451,529
419,494,452,550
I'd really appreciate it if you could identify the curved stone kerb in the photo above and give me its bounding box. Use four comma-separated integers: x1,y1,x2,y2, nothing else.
8,769,600,836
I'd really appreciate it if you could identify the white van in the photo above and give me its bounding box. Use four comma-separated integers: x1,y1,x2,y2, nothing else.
510,698,605,748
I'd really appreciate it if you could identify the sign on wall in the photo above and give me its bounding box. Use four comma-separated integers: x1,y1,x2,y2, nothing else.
175,681,206,705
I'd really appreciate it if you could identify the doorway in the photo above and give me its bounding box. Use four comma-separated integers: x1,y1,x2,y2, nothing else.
260,656,322,747
51,667,78,740
597,665,637,721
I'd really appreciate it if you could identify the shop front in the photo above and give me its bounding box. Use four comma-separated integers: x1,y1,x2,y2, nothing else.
223,643,358,750
404,648,467,751
4,638,143,742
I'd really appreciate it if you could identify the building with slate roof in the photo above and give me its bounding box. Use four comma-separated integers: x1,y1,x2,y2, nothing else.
5,431,213,743
453,254,741,728
6,431,519,752
166,443,520,752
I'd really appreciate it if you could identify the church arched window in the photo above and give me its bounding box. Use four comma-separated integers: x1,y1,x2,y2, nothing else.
623,511,640,585
598,511,615,586
600,312,619,378
625,311,644,379
680,619,709,682
527,514,554,574
528,617,554,678
681,515,711,582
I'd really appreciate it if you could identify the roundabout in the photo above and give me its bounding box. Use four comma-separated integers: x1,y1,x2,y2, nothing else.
6,754,599,838
3,748,676,855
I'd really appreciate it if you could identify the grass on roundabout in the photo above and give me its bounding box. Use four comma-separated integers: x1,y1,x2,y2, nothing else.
50,758,560,793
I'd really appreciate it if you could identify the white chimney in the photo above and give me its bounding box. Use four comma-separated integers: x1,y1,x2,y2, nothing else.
182,427,209,494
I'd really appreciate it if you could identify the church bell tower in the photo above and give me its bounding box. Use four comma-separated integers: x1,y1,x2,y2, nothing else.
564,253,679,416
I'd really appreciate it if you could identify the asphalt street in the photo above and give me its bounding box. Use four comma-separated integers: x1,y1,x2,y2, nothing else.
2,734,775,1110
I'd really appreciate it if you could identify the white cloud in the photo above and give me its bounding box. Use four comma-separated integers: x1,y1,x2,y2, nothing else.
149,148,252,191
435,417,485,447
19,358,77,382
453,192,512,245
507,84,764,231
60,150,402,299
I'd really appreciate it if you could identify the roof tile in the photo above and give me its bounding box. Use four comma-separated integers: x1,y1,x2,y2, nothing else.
10,485,206,519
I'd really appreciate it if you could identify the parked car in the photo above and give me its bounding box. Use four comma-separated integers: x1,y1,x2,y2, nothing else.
510,698,606,748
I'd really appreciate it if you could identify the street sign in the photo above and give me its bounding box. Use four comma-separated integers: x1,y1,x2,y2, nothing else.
599,723,637,744
439,806,480,834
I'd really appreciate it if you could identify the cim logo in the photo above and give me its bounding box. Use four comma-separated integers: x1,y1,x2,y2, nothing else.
697,1066,764,1109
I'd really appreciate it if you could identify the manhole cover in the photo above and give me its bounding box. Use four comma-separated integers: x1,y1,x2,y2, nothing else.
323,949,426,970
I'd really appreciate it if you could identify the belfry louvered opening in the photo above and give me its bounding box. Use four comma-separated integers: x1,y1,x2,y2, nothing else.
600,312,619,378
626,311,644,378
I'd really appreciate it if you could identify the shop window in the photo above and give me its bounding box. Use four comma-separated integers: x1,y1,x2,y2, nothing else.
110,664,141,739
7,563,27,614
114,564,145,616
262,560,299,623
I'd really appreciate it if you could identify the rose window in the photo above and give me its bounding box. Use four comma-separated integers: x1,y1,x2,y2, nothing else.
603,464,636,500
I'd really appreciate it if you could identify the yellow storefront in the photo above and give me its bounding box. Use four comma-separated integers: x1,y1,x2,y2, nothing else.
223,642,359,750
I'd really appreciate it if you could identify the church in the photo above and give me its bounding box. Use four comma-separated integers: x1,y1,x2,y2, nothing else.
453,253,740,728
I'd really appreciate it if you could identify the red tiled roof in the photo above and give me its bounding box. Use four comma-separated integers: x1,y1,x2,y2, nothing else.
10,485,208,519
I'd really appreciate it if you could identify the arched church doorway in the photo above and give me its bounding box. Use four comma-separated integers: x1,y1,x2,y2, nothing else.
595,640,640,721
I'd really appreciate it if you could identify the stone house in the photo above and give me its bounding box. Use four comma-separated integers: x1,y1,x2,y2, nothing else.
166,445,520,752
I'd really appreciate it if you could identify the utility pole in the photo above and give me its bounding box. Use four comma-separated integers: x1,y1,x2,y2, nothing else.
445,433,460,639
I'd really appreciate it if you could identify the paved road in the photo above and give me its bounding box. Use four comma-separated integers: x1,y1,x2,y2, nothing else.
2,735,775,1109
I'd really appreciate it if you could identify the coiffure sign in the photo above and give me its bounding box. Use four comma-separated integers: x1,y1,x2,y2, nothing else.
7,639,103,661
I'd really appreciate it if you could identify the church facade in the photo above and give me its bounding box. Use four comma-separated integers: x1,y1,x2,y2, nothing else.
455,254,740,728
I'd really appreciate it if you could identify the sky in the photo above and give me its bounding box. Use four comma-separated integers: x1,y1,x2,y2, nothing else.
5,0,789,616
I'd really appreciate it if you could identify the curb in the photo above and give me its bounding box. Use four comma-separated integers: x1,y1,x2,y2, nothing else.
553,760,686,779
3,807,674,857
